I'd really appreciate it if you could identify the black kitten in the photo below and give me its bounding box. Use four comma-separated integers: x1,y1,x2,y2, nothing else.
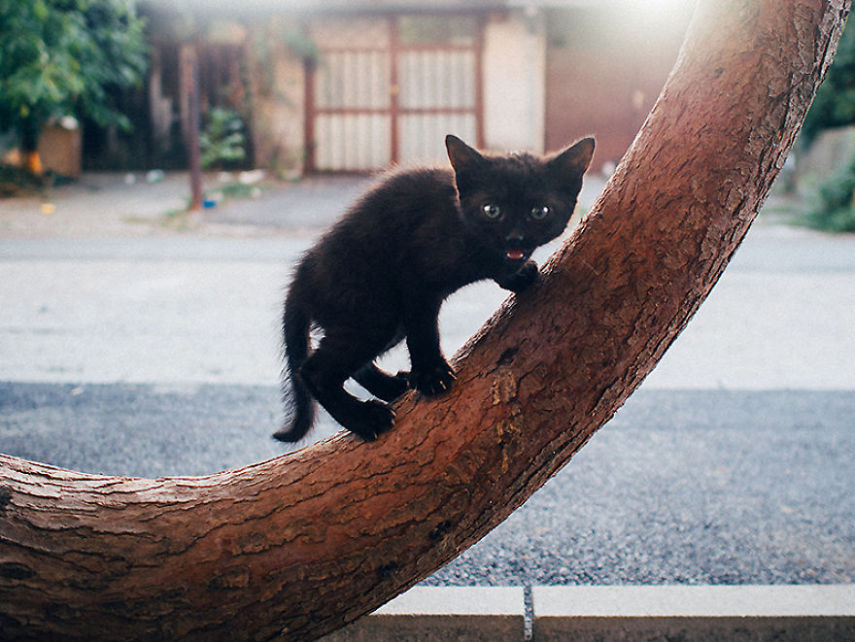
275,134,594,443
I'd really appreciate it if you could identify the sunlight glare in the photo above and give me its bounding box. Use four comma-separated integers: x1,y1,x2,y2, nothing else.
619,0,696,33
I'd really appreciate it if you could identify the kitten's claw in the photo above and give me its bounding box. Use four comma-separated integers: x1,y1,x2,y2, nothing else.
347,400,395,442
410,362,456,397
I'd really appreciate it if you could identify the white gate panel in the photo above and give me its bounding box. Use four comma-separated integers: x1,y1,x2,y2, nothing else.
308,16,481,172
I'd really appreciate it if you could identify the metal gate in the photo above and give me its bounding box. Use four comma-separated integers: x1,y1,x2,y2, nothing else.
306,15,483,172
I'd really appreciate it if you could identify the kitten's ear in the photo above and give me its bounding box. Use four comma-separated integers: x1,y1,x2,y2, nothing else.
549,137,596,176
446,134,485,172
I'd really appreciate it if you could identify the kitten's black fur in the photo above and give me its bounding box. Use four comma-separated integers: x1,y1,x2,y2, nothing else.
275,134,594,443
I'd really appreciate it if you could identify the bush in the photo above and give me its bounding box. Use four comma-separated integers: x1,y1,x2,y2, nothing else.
0,0,147,160
801,152,855,233
200,108,247,170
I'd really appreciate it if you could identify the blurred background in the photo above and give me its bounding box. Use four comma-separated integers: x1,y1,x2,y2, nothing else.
2,0,853,234
2,0,700,176
1,0,853,589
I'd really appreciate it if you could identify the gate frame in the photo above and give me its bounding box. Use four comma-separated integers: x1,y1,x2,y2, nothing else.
304,12,485,173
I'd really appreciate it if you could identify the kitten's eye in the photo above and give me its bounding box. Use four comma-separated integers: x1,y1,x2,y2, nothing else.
482,203,502,220
530,205,551,220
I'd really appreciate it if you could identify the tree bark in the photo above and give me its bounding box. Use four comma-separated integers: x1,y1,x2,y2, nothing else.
0,1,850,640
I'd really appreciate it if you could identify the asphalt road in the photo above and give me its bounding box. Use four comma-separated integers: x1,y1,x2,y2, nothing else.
1,381,853,587
1,177,854,588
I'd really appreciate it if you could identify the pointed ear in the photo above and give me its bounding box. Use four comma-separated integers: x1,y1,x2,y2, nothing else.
548,137,595,176
446,134,485,173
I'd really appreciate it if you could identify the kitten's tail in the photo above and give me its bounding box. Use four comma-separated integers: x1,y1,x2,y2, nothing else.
273,288,315,443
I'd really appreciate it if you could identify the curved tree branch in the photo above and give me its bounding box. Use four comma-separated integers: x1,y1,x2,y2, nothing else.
1,1,850,639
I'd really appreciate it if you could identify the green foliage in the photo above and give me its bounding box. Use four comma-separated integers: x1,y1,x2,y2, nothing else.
802,18,855,146
801,152,855,233
200,107,246,170
0,0,147,150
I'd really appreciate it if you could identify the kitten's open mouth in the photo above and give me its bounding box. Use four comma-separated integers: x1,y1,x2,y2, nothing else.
506,249,526,261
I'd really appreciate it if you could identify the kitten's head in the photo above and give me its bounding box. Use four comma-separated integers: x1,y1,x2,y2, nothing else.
446,134,594,265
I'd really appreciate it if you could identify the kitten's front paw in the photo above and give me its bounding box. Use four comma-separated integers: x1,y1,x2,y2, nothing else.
498,260,539,293
410,361,456,397
347,400,395,442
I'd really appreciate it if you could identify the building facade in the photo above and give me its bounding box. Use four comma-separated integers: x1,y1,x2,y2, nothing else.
80,0,692,175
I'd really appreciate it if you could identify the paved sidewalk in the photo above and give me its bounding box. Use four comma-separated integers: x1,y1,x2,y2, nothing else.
0,172,190,238
0,169,606,239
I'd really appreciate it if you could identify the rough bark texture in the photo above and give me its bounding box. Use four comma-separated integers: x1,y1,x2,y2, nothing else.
0,1,850,640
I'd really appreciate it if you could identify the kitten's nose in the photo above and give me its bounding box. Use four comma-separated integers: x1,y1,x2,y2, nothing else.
506,233,524,247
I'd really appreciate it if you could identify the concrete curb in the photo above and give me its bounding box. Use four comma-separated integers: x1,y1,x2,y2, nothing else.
534,585,855,641
321,587,525,641
322,585,855,641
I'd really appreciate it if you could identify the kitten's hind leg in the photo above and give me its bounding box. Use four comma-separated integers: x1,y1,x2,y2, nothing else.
353,364,410,402
299,336,395,442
